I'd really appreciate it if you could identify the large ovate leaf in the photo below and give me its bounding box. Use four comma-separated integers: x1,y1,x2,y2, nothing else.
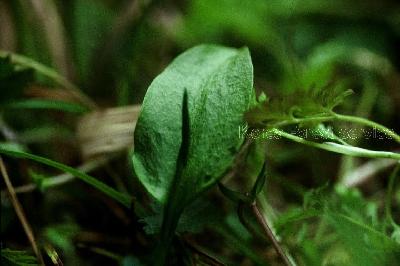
132,44,254,203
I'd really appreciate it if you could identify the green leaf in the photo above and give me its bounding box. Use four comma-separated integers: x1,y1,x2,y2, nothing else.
0,51,94,109
44,223,80,264
250,162,267,200
132,44,254,203
71,0,115,82
1,249,38,266
218,182,250,204
0,145,131,207
307,124,347,144
0,56,34,104
246,83,353,127
3,99,89,114
140,197,223,235
122,256,145,266
326,213,400,266
218,148,266,203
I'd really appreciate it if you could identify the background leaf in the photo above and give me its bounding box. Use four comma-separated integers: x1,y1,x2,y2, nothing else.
1,249,38,266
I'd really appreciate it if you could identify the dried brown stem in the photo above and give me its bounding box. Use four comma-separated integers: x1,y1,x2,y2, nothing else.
0,156,44,265
250,202,293,266
184,238,226,266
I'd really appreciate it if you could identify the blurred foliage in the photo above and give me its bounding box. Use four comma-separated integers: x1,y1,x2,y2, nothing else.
1,0,400,265
1,248,38,266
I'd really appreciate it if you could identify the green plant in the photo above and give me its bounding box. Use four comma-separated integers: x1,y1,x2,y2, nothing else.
1,1,400,265
128,44,400,265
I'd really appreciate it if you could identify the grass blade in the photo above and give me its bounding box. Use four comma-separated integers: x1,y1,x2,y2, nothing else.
4,99,89,113
0,146,131,207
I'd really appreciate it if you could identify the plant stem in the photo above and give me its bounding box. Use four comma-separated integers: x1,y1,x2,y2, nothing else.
154,206,183,266
272,129,400,160
0,156,111,197
0,157,45,265
269,116,333,128
333,113,400,144
385,164,400,231
268,113,400,144
250,202,293,266
184,238,225,266
0,147,131,207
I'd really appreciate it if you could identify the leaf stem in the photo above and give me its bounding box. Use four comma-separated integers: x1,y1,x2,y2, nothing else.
385,164,400,231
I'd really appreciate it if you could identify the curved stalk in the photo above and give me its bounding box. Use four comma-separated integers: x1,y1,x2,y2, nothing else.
271,129,400,160
267,113,400,144
332,113,400,144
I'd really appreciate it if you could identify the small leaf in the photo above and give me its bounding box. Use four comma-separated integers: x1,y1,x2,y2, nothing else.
257,92,268,103
218,183,251,204
28,169,46,192
307,124,347,144
246,82,353,127
250,162,267,200
391,228,400,244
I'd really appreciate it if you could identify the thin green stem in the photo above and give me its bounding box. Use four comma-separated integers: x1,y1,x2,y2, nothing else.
268,116,334,128
0,147,131,207
338,79,378,181
385,164,400,231
271,129,400,160
0,156,111,195
333,113,400,144
267,112,400,144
